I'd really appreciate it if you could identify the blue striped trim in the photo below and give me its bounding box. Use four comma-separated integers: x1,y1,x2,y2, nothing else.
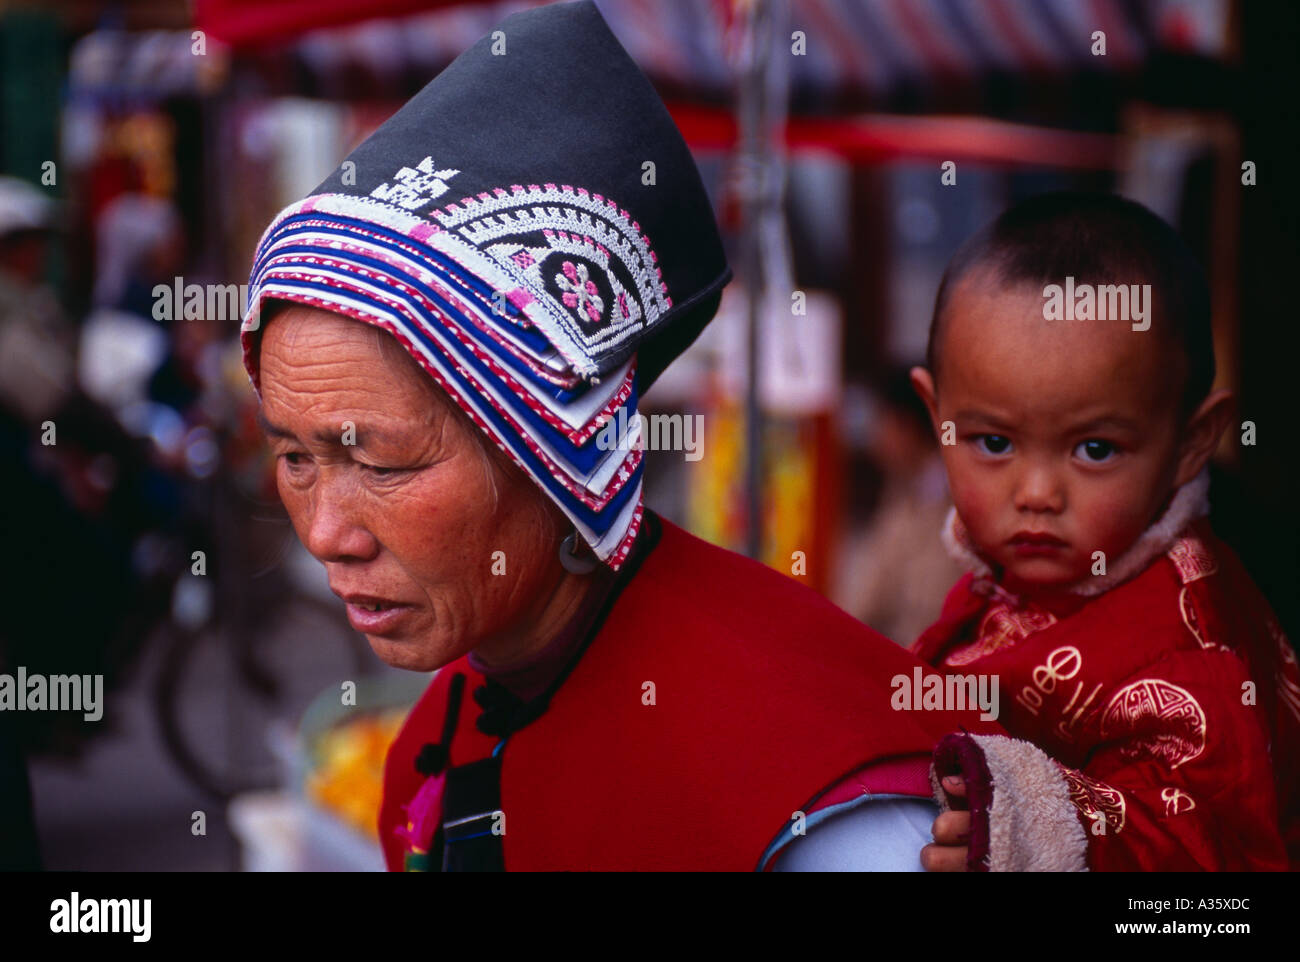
254,258,623,474
251,214,559,360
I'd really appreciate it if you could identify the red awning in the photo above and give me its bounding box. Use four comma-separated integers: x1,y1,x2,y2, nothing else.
193,0,521,49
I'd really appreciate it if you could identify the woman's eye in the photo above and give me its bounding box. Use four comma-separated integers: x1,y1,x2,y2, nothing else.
360,463,401,477
1076,439,1117,462
277,452,313,485
975,434,1012,455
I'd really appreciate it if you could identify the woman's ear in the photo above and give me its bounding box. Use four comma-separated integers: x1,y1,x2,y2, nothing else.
910,366,941,436
1173,387,1235,487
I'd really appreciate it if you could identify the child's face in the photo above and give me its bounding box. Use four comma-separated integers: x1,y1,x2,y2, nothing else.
914,271,1197,593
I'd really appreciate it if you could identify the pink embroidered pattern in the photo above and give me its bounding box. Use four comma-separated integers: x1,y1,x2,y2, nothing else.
556,260,604,323
253,251,634,447
245,190,674,381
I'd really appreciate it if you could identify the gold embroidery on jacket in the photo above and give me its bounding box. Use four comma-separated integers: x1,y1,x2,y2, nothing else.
1178,586,1215,650
1101,679,1207,770
1161,786,1196,816
1063,768,1127,834
944,602,1057,667
1167,536,1217,585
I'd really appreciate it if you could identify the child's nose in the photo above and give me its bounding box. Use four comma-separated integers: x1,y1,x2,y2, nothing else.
1013,465,1065,514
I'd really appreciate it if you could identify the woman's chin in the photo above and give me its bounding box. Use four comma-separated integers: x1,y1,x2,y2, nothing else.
365,631,458,673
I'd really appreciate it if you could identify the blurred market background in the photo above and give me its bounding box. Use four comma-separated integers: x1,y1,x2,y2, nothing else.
1,0,1296,870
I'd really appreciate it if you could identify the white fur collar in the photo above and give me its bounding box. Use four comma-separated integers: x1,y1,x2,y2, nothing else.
940,468,1211,601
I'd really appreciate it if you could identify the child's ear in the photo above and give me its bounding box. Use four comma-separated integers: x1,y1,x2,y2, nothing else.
910,366,941,434
1173,387,1234,487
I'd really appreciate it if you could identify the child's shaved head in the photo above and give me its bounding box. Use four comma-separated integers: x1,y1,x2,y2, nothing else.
926,191,1215,414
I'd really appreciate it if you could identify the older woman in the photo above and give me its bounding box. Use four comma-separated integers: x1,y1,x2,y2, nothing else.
241,0,993,871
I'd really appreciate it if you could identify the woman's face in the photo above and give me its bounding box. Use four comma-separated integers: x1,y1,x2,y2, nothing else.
256,305,574,672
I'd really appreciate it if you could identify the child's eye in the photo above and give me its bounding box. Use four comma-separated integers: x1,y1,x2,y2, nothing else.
1075,439,1117,462
974,434,1012,455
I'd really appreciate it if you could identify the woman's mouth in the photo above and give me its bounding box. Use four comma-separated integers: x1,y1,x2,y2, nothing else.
334,592,415,635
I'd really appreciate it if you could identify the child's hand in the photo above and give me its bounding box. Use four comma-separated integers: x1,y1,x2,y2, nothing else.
921,774,970,871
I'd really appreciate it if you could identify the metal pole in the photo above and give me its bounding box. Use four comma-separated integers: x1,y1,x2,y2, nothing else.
736,0,778,560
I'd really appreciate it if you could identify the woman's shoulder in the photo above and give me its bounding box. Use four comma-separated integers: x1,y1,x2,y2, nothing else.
632,513,902,646
597,513,973,748
646,514,822,590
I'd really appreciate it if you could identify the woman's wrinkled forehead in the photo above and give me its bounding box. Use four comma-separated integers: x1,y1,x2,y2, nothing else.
255,302,415,381
266,303,433,386
253,301,333,364
258,307,456,447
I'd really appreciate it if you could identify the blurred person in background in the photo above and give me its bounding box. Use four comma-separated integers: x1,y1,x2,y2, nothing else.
0,175,171,761
80,186,187,428
0,175,75,426
0,174,64,870
831,366,965,645
0,174,204,868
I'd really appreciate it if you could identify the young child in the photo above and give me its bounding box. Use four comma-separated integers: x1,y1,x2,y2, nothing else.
908,192,1300,871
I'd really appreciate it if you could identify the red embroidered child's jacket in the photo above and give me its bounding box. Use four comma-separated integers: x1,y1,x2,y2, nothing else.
914,484,1300,871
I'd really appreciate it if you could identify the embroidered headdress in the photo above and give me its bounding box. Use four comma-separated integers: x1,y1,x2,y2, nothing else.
240,0,731,568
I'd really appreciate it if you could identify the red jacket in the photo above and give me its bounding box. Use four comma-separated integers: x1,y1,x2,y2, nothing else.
915,519,1300,871
379,515,999,870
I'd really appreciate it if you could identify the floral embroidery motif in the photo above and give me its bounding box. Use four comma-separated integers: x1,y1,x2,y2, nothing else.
315,180,671,379
369,156,461,211
555,260,604,323
1101,679,1207,770
433,183,668,372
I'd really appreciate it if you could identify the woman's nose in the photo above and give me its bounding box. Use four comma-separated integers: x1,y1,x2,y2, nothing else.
303,473,379,563
1013,464,1065,514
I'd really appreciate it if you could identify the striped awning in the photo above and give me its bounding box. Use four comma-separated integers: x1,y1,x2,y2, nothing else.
193,0,1231,111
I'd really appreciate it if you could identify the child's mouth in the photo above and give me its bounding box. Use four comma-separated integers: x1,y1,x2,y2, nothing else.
1008,531,1068,556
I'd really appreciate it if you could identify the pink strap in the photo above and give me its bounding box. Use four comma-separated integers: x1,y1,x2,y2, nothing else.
805,754,933,814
